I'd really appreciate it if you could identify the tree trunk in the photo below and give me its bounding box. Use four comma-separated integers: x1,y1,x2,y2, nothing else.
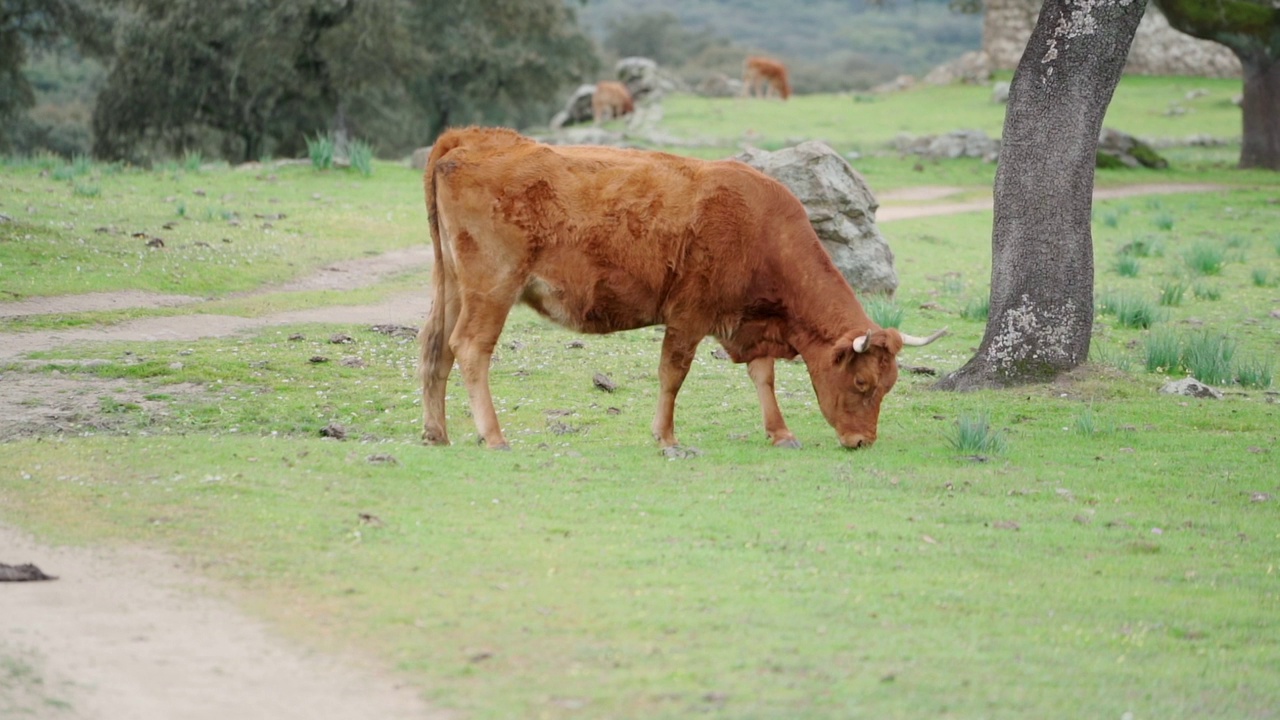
1239,52,1280,169
936,0,1146,391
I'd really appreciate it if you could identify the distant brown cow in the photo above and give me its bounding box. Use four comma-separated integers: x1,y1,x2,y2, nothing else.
420,127,943,451
742,56,791,100
591,81,634,124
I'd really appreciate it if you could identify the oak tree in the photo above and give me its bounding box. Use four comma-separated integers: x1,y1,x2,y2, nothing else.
936,0,1147,390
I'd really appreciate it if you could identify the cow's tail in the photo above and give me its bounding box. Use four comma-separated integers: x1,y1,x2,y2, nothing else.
420,132,465,389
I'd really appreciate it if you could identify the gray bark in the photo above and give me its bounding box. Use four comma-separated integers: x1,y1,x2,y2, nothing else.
936,0,1147,391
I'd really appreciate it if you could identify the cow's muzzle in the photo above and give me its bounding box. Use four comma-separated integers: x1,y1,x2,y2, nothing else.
839,433,874,450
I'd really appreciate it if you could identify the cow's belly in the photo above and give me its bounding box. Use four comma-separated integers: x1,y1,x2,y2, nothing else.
520,273,660,334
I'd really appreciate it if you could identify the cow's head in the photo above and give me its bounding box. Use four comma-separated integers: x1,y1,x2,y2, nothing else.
808,327,946,449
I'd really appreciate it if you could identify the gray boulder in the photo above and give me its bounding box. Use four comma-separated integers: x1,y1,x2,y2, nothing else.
1097,128,1169,169
735,142,898,296
550,83,598,130
615,57,686,103
895,130,1000,162
1159,377,1223,399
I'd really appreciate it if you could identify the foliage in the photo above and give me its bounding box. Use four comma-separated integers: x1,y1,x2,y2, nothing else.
90,0,597,163
0,0,111,151
1155,0,1280,169
960,295,990,321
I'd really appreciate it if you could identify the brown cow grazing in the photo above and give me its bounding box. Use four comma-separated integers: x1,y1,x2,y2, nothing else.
591,81,634,124
742,56,792,100
420,127,944,451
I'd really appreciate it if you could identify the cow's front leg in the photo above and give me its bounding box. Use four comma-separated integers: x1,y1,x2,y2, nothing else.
747,357,800,448
450,297,514,450
651,328,701,448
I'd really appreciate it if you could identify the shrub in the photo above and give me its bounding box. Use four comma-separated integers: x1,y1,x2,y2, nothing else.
946,412,1006,455
1144,329,1181,373
1158,280,1186,307
1185,243,1225,275
863,295,903,329
1181,331,1235,385
306,133,335,170
960,295,989,322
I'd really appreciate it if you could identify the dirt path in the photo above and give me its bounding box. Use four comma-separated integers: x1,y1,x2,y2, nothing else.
0,525,447,720
875,182,1226,222
0,180,1226,720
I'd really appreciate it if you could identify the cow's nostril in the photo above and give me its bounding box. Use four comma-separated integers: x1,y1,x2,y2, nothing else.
840,434,873,449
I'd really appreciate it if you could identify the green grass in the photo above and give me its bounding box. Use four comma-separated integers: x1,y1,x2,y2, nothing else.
306,133,335,170
1158,280,1187,306
1099,292,1160,329
3,76,1280,719
1180,331,1236,385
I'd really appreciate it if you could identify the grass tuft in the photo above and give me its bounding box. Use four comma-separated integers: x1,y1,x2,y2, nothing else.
1158,280,1187,307
1234,358,1273,389
1184,243,1225,275
1193,282,1222,301
1251,268,1272,287
1099,292,1159,329
1144,329,1181,373
1113,255,1140,277
863,295,904,328
306,133,335,170
959,295,989,322
349,139,375,177
1181,331,1235,385
946,412,1007,455
1152,211,1175,231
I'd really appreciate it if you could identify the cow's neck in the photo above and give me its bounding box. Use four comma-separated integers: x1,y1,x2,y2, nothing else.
770,232,874,354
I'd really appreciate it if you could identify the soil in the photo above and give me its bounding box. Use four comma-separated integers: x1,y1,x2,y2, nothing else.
0,181,1224,719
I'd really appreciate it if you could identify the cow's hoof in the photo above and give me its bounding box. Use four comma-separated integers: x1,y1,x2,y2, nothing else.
772,437,802,449
422,431,450,446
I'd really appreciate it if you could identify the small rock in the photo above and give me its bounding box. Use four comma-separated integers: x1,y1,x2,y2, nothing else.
710,348,730,360
340,356,366,368
1159,378,1223,399
288,333,306,341
329,333,355,344
369,324,417,339
366,453,398,465
991,520,1020,531
662,445,703,460
309,355,330,364
1250,492,1272,503
592,372,618,392
566,340,585,349
319,422,347,440
0,563,57,582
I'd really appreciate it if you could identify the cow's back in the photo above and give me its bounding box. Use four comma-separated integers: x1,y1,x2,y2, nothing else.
429,127,803,334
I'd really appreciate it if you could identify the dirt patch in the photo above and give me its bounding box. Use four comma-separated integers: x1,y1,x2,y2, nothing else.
876,185,964,202
0,372,209,441
0,523,445,720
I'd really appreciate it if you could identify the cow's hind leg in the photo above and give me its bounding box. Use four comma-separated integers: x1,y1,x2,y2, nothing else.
420,271,460,445
651,327,702,448
450,292,516,450
747,357,800,448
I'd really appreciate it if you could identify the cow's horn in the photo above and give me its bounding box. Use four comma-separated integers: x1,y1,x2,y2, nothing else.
852,330,874,354
900,328,948,347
